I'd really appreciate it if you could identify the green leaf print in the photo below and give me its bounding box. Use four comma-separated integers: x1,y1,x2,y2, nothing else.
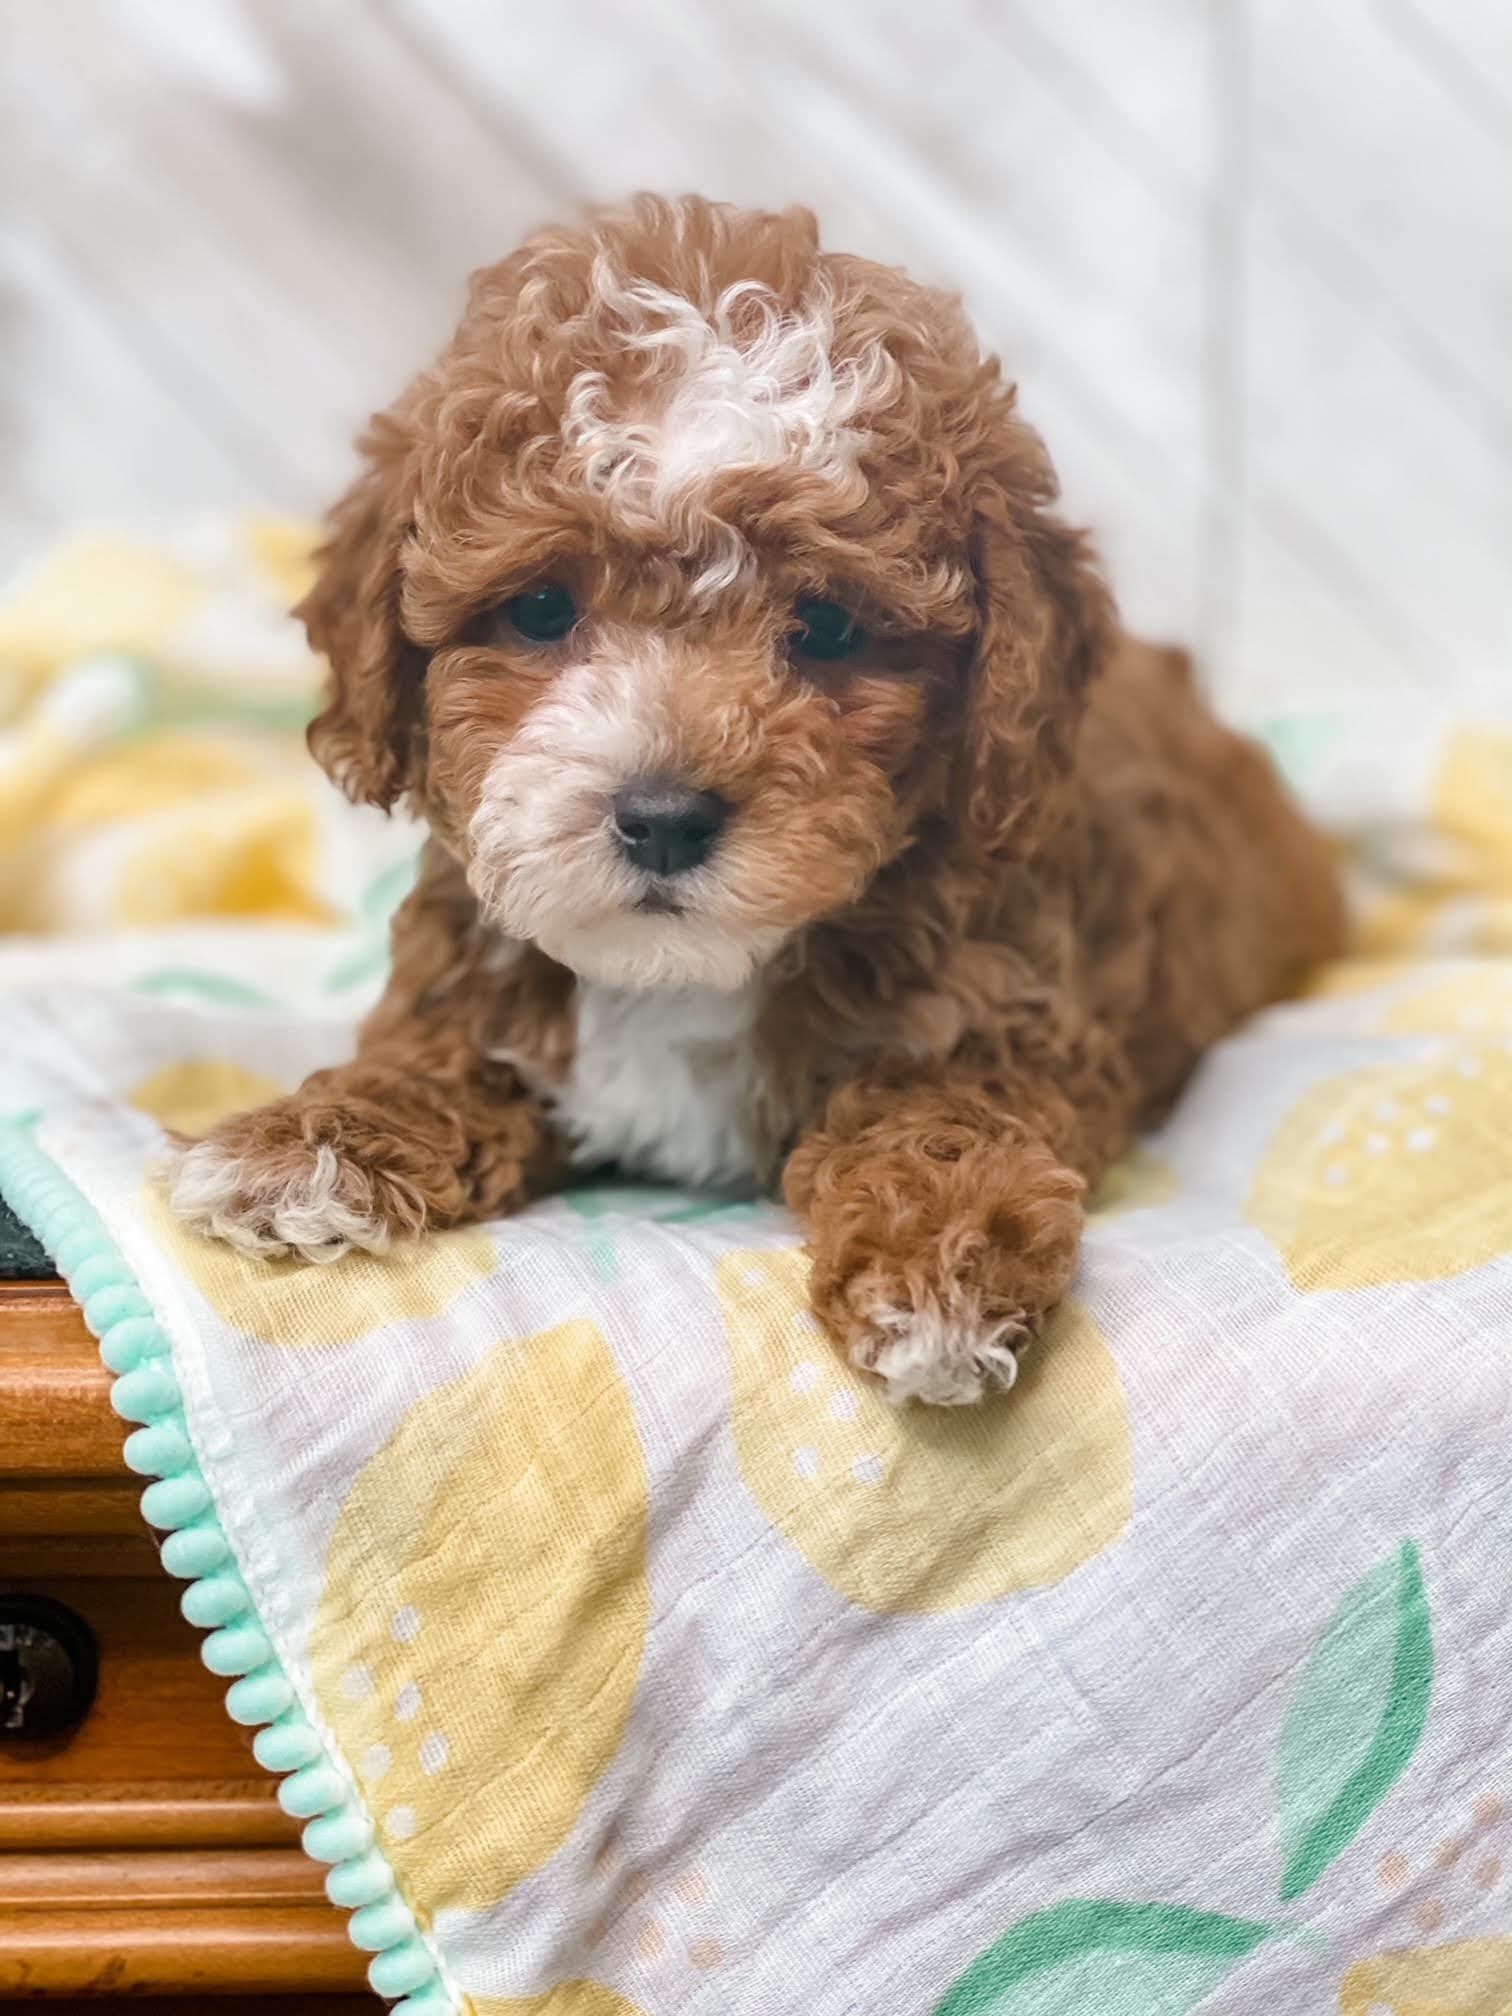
321,854,419,994
1277,1539,1432,1901
132,968,278,1009
1253,706,1349,792
322,940,393,996
934,1901,1272,2016
565,1185,760,1282
357,854,419,927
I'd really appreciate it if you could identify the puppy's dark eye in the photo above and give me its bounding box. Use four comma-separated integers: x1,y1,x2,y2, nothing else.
505,582,578,643
791,598,867,663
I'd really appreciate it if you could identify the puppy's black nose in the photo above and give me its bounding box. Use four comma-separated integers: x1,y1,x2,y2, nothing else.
612,779,728,876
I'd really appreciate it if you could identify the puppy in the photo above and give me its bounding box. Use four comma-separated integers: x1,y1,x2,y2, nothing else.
170,195,1345,1404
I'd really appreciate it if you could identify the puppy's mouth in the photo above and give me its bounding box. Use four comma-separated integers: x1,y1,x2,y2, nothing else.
633,886,685,917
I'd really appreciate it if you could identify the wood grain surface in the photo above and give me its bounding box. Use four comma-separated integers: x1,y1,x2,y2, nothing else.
0,1287,125,1478
33,2003,377,2014
0,1279,369,1998
0,1283,144,1574
0,1898,369,1997
0,1848,325,1906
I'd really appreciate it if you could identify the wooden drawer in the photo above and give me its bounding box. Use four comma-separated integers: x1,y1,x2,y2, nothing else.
0,1281,373,2001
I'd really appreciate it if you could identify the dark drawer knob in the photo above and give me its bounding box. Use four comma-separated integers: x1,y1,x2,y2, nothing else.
0,1595,99,1741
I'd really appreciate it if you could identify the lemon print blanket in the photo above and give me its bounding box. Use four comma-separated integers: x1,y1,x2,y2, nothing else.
2,534,1510,2013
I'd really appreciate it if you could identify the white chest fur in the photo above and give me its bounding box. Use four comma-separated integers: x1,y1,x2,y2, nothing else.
550,983,763,1189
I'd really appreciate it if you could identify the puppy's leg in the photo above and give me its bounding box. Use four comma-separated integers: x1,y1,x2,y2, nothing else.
168,1039,566,1263
783,1066,1103,1406
169,846,573,1261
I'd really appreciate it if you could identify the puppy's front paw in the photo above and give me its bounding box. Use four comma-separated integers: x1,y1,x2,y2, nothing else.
799,1131,1085,1406
167,1105,428,1264
840,1280,1034,1406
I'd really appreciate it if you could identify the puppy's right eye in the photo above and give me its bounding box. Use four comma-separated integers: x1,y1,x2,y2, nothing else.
790,597,868,663
505,582,578,643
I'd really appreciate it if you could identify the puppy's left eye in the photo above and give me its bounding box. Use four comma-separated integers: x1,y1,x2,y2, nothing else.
505,582,578,643
791,598,867,663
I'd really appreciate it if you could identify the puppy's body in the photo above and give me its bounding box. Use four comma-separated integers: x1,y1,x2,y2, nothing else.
171,197,1344,1404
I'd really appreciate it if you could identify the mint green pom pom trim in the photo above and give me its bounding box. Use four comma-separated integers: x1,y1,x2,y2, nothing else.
160,1522,230,1578
99,1313,166,1372
256,1713,323,1774
370,1937,437,2000
181,1568,251,1629
124,1418,195,1475
280,1762,350,1819
393,1983,453,2016
393,1990,453,2016
304,1809,374,1864
327,1847,397,1910
202,1621,275,1677
141,1472,212,1527
352,1895,417,1951
227,1667,295,1726
0,1121,458,2013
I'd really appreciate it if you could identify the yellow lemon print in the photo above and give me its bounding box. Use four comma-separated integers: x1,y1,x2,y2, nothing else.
1355,887,1460,962
140,1182,495,1347
49,735,276,826
1386,968,1512,1037
1248,1044,1512,1292
311,1321,649,1914
1375,893,1512,962
38,732,334,925
244,516,320,608
717,1248,1130,1613
117,790,334,926
0,535,203,673
1357,731,1512,959
1435,731,1512,889
1339,1937,1512,2014
1308,960,1419,1002
1088,1147,1177,1217
471,1988,646,2016
127,1060,285,1136
1476,903,1512,956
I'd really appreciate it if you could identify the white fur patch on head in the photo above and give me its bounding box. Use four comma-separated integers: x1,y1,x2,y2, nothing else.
562,266,900,592
859,1297,1028,1407
467,638,785,991
167,1138,393,1264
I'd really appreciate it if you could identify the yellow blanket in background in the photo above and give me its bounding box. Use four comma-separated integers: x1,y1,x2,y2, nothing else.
0,520,413,937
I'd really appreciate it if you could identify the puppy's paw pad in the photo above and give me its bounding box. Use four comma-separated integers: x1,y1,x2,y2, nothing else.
856,1300,1031,1407
167,1137,396,1265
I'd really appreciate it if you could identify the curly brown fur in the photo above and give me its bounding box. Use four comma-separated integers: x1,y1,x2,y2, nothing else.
169,195,1344,1401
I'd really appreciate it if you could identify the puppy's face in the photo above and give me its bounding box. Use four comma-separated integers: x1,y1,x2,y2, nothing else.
432,551,964,992
303,199,1110,991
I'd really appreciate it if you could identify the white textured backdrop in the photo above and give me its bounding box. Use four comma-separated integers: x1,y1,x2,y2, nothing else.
3,0,1509,716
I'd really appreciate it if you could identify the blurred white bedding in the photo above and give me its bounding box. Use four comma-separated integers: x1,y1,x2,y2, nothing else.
3,0,1509,719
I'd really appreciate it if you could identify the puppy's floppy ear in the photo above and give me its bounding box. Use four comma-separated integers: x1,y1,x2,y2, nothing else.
963,411,1115,855
298,411,424,811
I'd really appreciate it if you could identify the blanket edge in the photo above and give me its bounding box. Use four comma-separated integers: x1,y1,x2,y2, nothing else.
0,1119,460,2015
